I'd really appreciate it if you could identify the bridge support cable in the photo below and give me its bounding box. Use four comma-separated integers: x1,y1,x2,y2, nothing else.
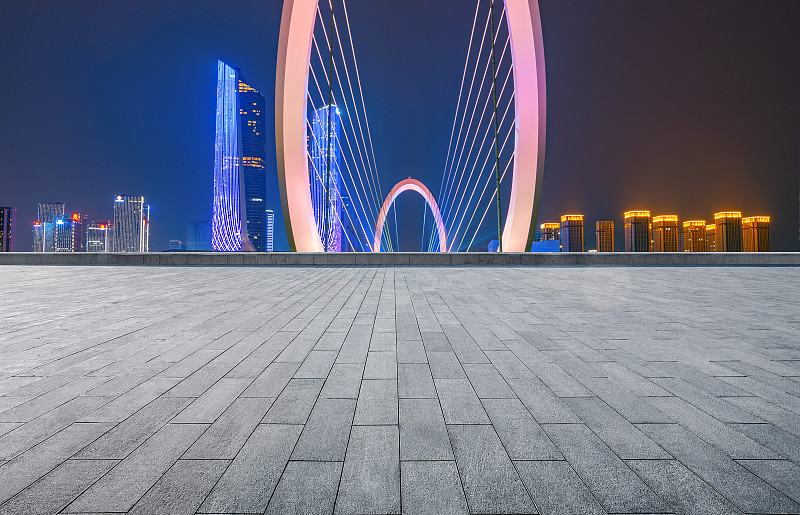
324,0,335,251
489,0,503,251
461,153,515,252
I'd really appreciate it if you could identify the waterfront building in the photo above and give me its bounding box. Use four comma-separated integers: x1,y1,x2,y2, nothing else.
34,202,65,252
0,207,14,252
87,222,112,252
652,215,679,252
540,223,560,241
743,216,770,252
595,221,614,252
560,215,584,252
310,104,342,252
113,195,149,252
186,220,212,251
624,211,652,252
706,224,716,252
212,60,267,252
682,221,707,252
713,212,742,252
266,210,274,252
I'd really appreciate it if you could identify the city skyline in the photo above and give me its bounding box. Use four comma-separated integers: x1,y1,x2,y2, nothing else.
0,1,798,251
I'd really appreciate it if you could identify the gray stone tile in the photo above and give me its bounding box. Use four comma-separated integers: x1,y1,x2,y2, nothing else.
369,331,395,352
543,423,668,513
164,362,234,397
294,350,338,378
172,377,251,423
336,425,400,514
67,423,207,512
463,363,516,398
397,340,428,364
728,422,800,464
363,351,397,379
579,376,673,424
652,376,763,423
266,461,342,515
129,459,228,515
200,423,302,513
398,363,436,398
737,459,800,504
447,424,535,514
183,397,275,459
399,398,452,460
320,363,363,399
292,398,356,461
262,378,324,424
428,351,466,379
483,398,562,460
401,461,469,515
435,378,490,425
353,379,398,425
508,377,580,424
515,460,605,515
241,361,301,397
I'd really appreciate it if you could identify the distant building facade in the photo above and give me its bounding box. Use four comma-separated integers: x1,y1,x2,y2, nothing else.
169,240,183,251
530,240,560,252
706,224,716,252
0,207,14,252
624,211,651,252
682,221,707,252
87,222,112,252
113,195,149,252
186,220,212,251
652,215,679,252
595,221,614,252
713,212,742,252
266,210,274,252
560,215,584,252
743,216,770,252
310,104,342,252
34,202,65,252
540,223,560,241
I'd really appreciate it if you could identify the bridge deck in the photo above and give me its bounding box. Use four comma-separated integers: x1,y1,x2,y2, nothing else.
0,265,798,514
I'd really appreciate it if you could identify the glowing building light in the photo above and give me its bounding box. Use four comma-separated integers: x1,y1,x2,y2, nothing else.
559,214,584,252
310,104,342,252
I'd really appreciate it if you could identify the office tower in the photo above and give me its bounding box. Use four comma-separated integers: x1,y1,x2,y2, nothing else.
706,224,716,252
54,217,72,252
70,213,88,252
560,215,584,252
540,223,560,241
652,215,679,252
266,210,274,252
87,222,112,252
0,207,14,252
34,202,65,252
743,216,770,252
595,221,614,252
169,240,183,251
186,220,212,251
212,60,267,252
113,195,149,252
624,211,651,252
713,212,742,252
310,104,342,252
682,221,707,252
677,225,685,252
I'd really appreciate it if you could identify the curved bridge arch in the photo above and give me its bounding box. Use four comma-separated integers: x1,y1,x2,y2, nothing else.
375,179,447,253
276,0,545,252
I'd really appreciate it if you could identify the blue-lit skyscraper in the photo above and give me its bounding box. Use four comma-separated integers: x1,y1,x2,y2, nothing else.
266,209,274,252
212,60,267,252
310,105,342,252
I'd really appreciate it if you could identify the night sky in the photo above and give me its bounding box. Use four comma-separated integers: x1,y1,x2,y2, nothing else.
1,0,798,251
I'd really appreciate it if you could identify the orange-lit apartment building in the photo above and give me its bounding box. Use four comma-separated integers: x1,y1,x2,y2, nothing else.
540,223,560,241
560,215,584,252
596,221,614,252
652,215,679,252
714,212,742,252
682,221,707,252
624,211,651,252
743,216,770,252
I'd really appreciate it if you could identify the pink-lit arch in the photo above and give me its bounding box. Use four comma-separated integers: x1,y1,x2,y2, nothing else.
374,179,447,252
276,0,546,252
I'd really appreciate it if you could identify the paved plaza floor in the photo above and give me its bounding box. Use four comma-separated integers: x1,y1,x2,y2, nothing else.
0,264,799,514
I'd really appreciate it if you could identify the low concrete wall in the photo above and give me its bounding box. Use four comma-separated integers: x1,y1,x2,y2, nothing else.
0,252,798,266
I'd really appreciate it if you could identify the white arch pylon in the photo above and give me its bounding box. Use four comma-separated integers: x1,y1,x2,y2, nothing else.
275,0,546,252
374,178,447,252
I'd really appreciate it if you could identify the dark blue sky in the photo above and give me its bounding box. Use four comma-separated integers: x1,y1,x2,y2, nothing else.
1,0,799,251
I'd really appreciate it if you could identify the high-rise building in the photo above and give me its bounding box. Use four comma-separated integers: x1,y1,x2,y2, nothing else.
169,240,183,251
113,195,149,252
713,212,742,252
34,202,65,252
560,215,584,252
624,211,651,252
682,221,707,252
677,225,685,252
186,220,212,251
595,221,614,252
743,216,770,252
0,207,14,252
52,213,88,252
266,210,274,252
706,224,716,252
310,105,342,252
540,223,560,241
87,222,112,252
652,215,679,252
212,61,267,252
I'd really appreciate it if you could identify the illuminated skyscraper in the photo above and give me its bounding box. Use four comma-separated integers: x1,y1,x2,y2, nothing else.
266,209,274,252
310,105,342,252
53,213,88,252
595,221,614,252
34,202,65,252
560,215,584,252
652,215,679,252
706,224,716,252
212,61,267,252
682,221,707,252
87,222,112,252
113,195,149,252
186,220,212,251
713,212,742,252
0,207,14,252
743,216,770,252
624,211,651,252
540,223,560,241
